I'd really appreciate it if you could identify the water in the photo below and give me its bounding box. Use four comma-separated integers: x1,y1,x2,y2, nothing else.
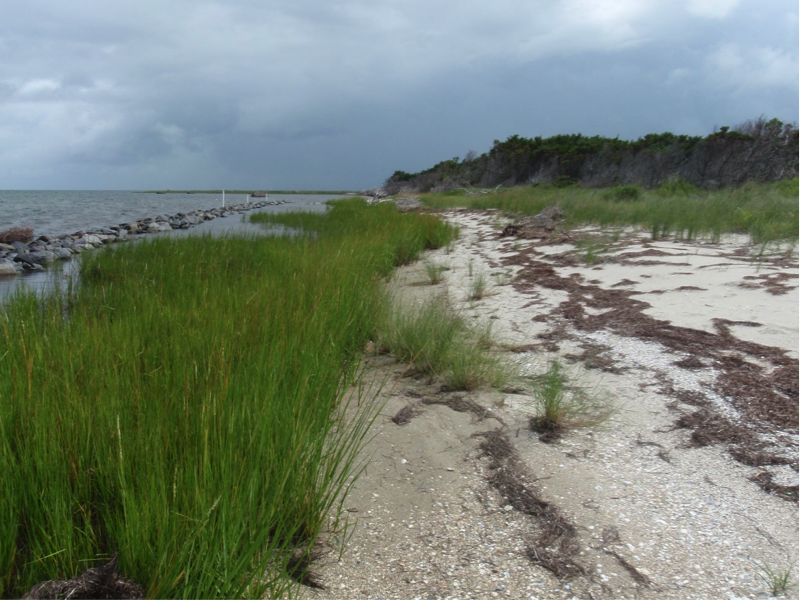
0,190,346,298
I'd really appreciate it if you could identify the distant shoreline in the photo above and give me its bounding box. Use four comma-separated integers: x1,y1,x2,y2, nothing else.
140,190,360,195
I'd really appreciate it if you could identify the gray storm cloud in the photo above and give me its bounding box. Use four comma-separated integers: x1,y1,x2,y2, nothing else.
0,0,796,189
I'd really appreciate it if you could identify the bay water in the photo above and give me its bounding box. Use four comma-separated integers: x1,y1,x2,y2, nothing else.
0,190,344,297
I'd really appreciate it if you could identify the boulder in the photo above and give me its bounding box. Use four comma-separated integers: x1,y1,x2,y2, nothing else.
79,234,103,247
146,222,172,233
0,260,18,276
28,251,56,265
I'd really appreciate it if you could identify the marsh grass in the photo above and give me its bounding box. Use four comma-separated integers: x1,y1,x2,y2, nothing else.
420,179,799,244
0,199,456,598
378,296,511,392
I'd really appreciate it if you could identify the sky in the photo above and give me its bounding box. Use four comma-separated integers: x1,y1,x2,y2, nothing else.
0,0,797,190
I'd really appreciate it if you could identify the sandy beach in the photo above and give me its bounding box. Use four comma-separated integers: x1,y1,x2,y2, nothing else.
307,208,798,600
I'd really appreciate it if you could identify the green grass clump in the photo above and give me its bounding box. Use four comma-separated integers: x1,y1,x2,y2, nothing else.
529,362,612,439
757,562,792,596
378,297,510,391
423,260,447,285
420,179,799,244
0,200,457,598
468,272,491,300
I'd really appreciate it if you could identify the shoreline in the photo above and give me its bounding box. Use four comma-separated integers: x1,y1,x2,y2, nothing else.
0,198,289,278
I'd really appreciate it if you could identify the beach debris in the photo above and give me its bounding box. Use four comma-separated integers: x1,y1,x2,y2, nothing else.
22,554,144,599
0,226,34,244
501,205,565,239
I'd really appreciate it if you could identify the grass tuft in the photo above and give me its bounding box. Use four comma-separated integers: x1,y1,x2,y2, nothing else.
528,361,613,442
423,260,447,285
378,296,511,392
757,563,793,597
468,272,491,300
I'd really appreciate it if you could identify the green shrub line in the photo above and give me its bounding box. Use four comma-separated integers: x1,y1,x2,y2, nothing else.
420,179,799,244
0,199,457,598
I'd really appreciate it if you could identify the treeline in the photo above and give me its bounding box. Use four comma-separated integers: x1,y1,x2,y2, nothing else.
385,116,798,193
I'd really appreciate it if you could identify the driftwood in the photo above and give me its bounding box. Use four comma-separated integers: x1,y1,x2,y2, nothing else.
460,185,502,196
501,205,565,239
22,554,144,600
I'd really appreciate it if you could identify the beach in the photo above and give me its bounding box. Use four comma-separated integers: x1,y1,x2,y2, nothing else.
309,208,798,600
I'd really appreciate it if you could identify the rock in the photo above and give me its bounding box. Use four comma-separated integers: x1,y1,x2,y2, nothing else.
146,222,171,233
0,260,18,276
54,248,73,260
13,252,36,267
78,234,103,246
28,251,56,265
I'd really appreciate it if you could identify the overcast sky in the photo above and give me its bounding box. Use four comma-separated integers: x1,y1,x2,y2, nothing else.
0,0,797,190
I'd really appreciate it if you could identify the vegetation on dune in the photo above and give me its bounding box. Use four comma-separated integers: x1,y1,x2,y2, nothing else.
386,116,798,193
0,199,457,598
420,178,799,244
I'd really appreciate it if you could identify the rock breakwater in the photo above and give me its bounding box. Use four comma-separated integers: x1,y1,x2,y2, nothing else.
0,199,287,276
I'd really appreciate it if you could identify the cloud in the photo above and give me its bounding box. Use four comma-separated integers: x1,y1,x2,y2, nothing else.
686,0,738,19
705,43,799,90
0,0,796,189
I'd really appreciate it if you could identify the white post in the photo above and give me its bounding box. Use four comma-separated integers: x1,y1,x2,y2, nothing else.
222,189,226,208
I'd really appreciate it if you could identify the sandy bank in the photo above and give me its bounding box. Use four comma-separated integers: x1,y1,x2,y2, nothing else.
308,209,798,600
